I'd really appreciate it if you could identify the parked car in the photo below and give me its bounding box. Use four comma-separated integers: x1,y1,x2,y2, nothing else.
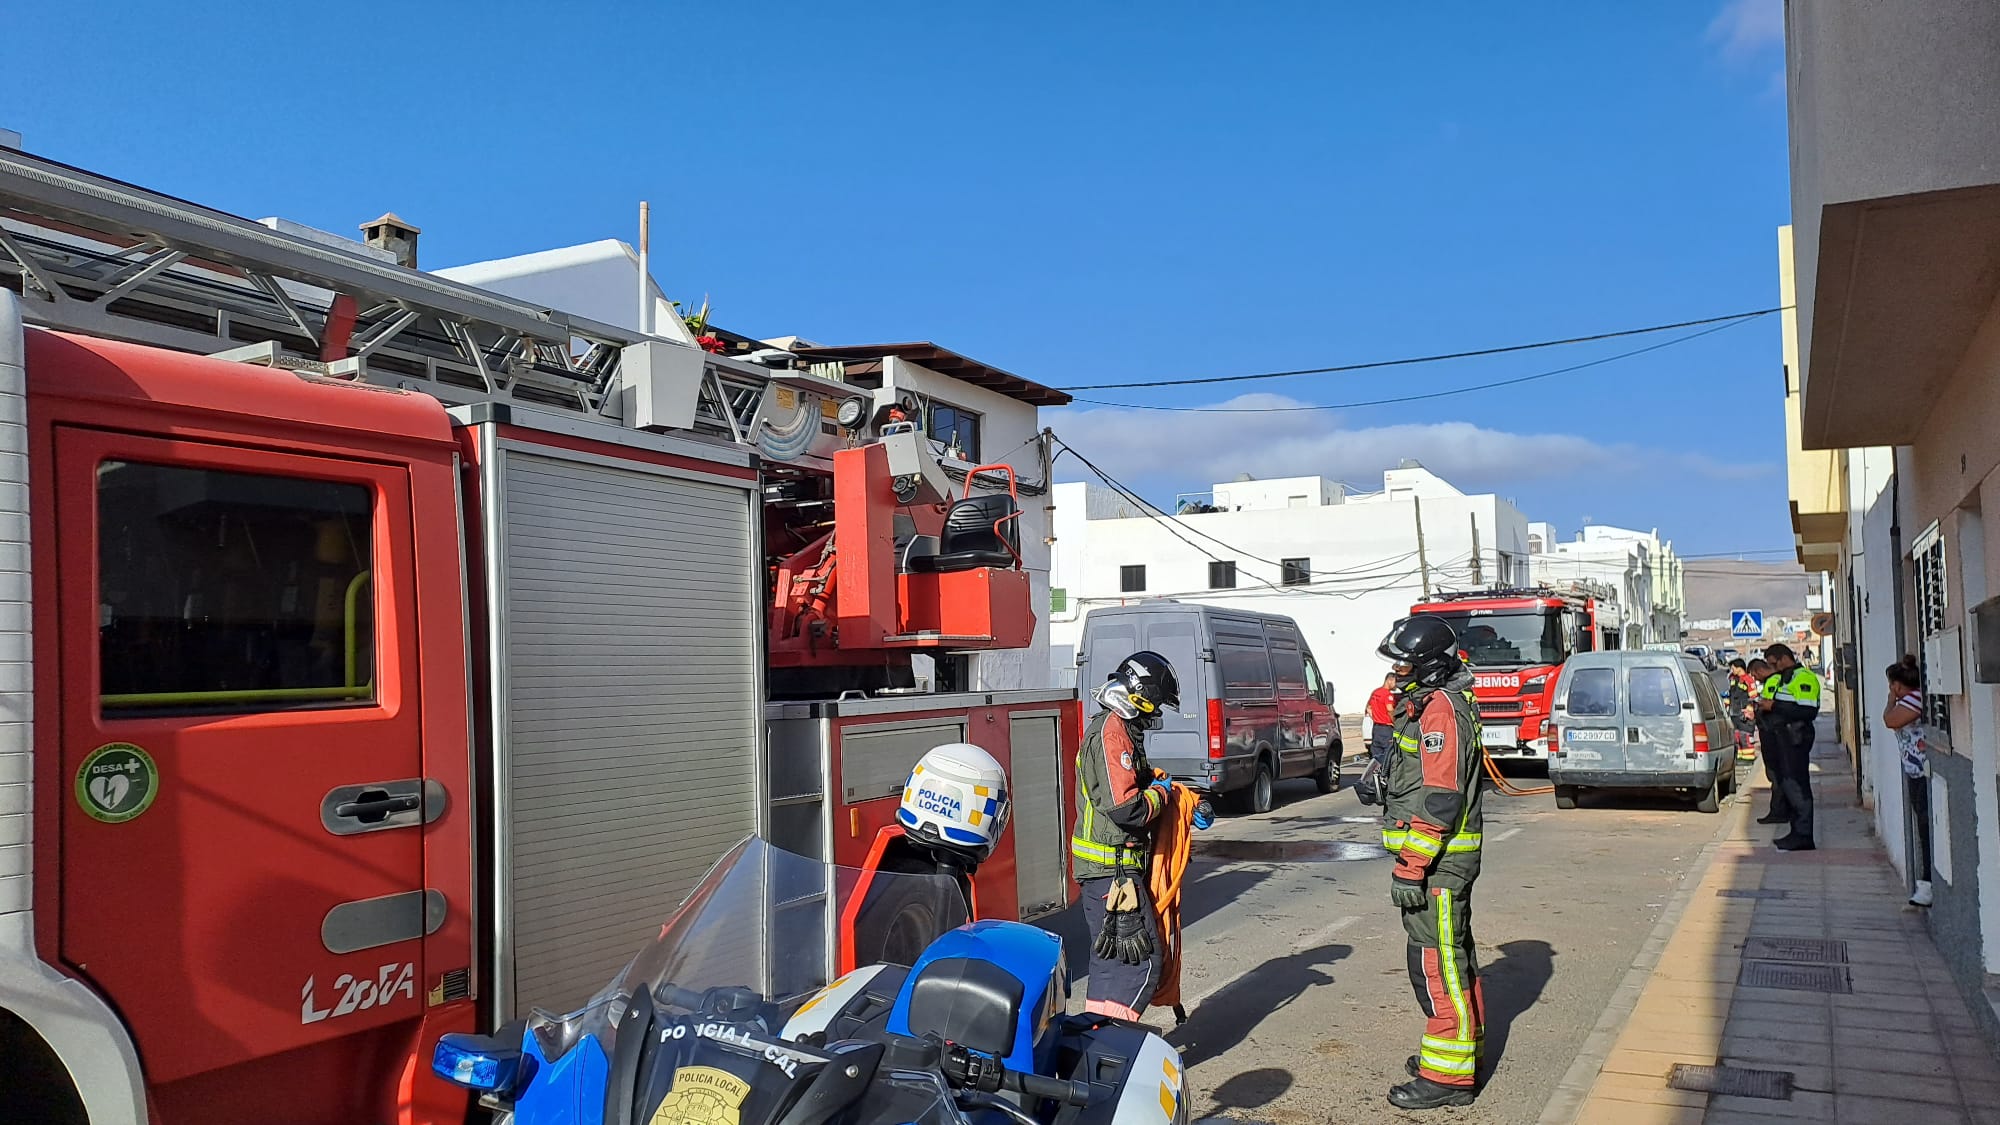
1077,600,1340,814
1547,650,1737,813
1719,647,1742,665
1683,644,1717,670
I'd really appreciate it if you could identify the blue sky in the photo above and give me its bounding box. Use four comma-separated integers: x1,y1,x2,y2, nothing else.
2,0,1791,556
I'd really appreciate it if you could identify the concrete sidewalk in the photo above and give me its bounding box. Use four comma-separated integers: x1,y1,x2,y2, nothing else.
1554,727,2000,1124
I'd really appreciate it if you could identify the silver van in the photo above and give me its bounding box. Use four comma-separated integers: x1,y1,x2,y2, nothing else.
1547,651,1737,812
1078,600,1340,814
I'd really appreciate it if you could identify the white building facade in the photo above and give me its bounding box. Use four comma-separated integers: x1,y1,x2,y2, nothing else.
1050,464,1530,709
1526,523,1687,648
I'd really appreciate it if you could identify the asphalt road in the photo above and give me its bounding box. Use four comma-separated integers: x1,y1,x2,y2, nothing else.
1055,759,1731,1124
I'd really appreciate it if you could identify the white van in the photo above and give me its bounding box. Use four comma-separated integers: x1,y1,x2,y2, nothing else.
1546,650,1738,812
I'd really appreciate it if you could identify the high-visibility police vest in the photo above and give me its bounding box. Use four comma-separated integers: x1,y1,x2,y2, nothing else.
1775,665,1823,714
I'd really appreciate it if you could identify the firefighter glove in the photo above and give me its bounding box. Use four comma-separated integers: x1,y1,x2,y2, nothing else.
1192,800,1215,831
1093,874,1153,965
1390,875,1429,910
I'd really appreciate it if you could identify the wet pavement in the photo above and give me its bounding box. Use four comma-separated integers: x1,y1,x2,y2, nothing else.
1058,758,1728,1124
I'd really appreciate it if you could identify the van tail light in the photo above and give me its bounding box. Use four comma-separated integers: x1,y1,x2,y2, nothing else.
1693,723,1712,753
1207,699,1225,759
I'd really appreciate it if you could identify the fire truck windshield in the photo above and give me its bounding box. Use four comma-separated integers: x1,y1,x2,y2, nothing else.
1425,610,1567,669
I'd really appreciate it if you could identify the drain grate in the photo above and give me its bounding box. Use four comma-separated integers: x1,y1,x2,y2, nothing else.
1717,888,1791,900
1742,937,1848,964
1667,1063,1795,1100
1739,960,1851,993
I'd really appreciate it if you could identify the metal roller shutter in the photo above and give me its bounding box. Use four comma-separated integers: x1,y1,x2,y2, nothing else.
1008,713,1066,918
502,449,760,1013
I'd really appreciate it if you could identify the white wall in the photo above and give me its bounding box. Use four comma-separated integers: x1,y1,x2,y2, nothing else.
1048,479,1528,707
1853,447,1904,869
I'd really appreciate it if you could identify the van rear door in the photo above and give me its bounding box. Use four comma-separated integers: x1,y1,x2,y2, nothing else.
1138,613,1204,776
1556,662,1624,770
1622,660,1693,773
1079,610,1205,775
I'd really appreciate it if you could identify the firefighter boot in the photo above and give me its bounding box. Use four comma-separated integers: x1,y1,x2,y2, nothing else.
1388,1076,1477,1110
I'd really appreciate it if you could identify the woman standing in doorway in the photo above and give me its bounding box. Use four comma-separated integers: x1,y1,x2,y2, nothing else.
1885,656,1933,907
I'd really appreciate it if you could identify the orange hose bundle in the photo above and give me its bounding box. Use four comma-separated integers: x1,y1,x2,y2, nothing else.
1147,783,1203,1011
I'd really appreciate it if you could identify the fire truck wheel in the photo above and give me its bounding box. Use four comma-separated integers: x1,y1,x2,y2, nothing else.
1554,785,1579,810
0,1009,88,1125
1695,779,1722,815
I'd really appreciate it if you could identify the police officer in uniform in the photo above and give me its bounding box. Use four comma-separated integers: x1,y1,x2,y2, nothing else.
1377,616,1486,1110
1073,651,1190,1020
1762,643,1822,851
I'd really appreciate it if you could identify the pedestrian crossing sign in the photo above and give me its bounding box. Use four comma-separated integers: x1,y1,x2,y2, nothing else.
1731,609,1764,638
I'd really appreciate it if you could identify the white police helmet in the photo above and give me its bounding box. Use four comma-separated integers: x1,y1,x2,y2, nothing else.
897,742,1011,864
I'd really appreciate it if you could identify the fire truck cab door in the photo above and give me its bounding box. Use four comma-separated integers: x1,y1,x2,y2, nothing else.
54,428,429,1086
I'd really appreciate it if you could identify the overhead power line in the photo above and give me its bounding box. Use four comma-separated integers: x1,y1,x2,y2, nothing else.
1056,305,1791,392
1071,315,1767,413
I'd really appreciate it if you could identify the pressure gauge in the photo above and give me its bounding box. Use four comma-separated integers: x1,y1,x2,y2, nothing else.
836,396,867,430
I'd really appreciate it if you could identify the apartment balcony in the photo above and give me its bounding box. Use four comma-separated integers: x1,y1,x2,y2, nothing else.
1787,0,2000,449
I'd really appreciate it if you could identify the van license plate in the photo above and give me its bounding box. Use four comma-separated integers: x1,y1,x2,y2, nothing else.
1566,728,1618,742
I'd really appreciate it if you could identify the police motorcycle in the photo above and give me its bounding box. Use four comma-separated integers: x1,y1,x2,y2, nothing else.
434,743,1192,1125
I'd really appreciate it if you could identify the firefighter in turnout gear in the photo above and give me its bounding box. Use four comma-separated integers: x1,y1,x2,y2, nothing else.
1377,616,1486,1110
1074,650,1181,1019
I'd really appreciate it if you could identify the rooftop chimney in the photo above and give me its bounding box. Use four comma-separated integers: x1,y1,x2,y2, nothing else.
360,213,420,269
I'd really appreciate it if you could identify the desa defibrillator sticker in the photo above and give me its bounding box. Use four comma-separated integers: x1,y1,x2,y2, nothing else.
75,742,159,824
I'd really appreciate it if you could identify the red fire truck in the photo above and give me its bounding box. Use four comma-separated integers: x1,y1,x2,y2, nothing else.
0,147,1077,1124
1408,587,1607,760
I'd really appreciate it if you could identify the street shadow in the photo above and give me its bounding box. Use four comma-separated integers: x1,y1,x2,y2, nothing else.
1206,1066,1294,1113
1478,938,1555,1074
1180,865,1275,930
1575,789,1710,812
1168,942,1351,1068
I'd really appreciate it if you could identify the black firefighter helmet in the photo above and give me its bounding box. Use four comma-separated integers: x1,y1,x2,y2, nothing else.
1377,615,1463,687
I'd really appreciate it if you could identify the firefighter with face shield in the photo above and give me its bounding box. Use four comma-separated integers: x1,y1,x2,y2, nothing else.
1074,651,1192,1020
1377,616,1487,1110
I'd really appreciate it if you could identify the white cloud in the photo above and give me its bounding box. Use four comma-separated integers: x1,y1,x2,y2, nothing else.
1047,393,1775,493
1707,0,1784,59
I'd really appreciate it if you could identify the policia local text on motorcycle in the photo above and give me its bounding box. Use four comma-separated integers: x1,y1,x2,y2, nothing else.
1373,616,1489,1111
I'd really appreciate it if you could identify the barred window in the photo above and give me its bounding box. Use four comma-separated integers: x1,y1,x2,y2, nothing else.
1915,529,1951,736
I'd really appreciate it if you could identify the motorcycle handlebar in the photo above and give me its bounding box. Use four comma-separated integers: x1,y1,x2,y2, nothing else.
656,984,707,1012
1003,1069,1093,1108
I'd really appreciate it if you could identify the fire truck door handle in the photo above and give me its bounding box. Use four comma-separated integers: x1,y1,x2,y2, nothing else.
335,794,421,819
321,779,446,835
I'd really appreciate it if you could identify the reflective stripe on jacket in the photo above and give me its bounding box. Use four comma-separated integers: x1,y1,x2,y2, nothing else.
1072,709,1164,880
1381,668,1485,887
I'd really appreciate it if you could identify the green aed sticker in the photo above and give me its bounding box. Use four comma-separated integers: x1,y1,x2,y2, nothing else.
75,742,159,824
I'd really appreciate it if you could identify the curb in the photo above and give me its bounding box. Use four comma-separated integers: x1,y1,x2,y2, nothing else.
1533,783,1751,1125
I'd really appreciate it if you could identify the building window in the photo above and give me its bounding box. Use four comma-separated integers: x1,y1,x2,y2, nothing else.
1050,587,1067,613
1915,529,1952,736
925,400,981,461
1120,565,1146,593
1281,557,1311,586
1208,561,1237,589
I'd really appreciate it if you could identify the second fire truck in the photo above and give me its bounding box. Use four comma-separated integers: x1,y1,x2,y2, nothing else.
1408,586,1609,759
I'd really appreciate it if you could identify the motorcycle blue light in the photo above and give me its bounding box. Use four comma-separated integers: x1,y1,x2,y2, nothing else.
432,1033,524,1093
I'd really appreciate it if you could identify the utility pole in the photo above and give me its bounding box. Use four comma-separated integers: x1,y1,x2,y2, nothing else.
1469,514,1483,586
1415,495,1432,598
